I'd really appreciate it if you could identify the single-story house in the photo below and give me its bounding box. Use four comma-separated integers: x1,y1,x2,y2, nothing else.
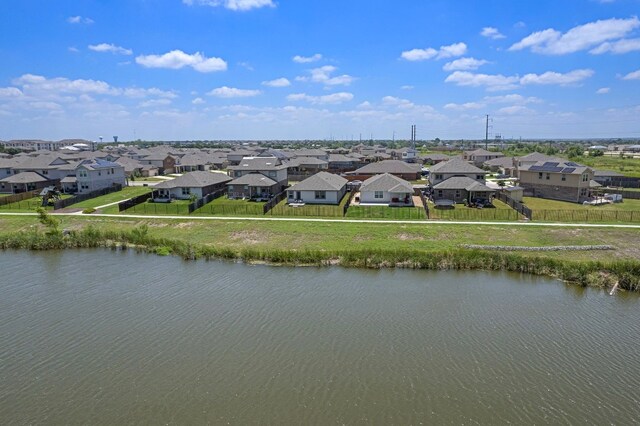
0,171,54,194
359,173,414,206
432,176,495,204
227,173,279,200
350,160,422,180
152,171,232,201
287,171,348,205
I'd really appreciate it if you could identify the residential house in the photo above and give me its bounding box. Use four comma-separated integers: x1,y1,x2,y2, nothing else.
153,171,232,201
428,159,487,186
359,173,414,206
0,172,53,194
593,170,627,187
518,160,594,203
227,173,279,200
287,172,348,205
432,177,495,204
283,157,329,180
421,153,451,165
140,153,176,174
227,156,288,193
75,159,126,194
463,149,504,167
351,160,422,180
484,156,517,176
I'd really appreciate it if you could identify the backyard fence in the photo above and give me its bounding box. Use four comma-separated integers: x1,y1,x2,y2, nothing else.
429,207,521,221
415,188,430,219
346,206,427,220
188,189,226,214
495,191,532,219
267,202,345,217
53,185,123,210
122,202,190,215
342,189,357,216
263,191,287,215
118,192,152,212
532,209,640,223
0,190,39,207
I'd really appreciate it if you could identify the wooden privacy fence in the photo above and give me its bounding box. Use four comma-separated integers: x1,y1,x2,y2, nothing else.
495,191,532,219
188,189,226,214
414,188,430,219
342,189,356,216
0,190,39,206
263,191,287,214
53,185,122,210
118,192,152,212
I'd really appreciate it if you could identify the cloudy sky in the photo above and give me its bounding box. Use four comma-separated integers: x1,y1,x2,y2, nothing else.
1,0,639,141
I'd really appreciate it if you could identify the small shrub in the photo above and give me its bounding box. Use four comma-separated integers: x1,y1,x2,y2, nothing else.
83,207,96,214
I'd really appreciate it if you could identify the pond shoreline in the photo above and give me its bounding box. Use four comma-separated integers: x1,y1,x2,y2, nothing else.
1,225,639,292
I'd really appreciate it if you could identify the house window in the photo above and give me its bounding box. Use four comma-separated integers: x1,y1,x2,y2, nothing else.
315,191,326,200
455,190,460,198
580,188,587,196
435,174,443,180
561,174,566,181
374,191,384,199
437,190,443,197
181,188,191,195
476,175,483,180
582,174,588,182
41,170,48,175
228,185,234,191
538,172,543,179
288,191,294,199
268,171,276,178
111,168,115,174
546,173,550,180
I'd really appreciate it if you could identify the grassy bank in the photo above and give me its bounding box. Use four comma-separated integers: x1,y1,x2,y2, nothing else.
1,214,640,292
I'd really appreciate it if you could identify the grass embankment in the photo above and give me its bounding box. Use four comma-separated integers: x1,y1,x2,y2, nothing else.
346,206,426,220
575,156,640,178
193,197,265,216
72,187,151,213
1,215,640,291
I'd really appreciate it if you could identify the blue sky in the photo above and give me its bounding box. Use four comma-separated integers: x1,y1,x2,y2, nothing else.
1,0,639,141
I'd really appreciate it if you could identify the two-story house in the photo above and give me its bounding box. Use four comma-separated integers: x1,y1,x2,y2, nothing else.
227,157,288,199
518,160,594,203
75,159,126,194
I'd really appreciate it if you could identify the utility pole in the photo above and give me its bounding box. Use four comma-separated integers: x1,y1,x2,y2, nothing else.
485,114,489,150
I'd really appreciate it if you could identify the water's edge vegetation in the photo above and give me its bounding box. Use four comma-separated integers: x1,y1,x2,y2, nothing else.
2,210,639,292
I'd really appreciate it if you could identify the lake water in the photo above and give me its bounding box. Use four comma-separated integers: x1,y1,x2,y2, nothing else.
0,250,639,424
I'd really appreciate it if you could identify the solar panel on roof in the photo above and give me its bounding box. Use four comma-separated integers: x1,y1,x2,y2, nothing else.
562,167,576,173
565,162,580,167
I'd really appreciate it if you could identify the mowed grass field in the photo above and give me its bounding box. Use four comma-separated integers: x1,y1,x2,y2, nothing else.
1,215,639,263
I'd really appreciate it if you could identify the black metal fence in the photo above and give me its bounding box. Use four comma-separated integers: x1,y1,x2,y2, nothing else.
342,189,356,216
263,191,287,214
53,184,123,210
188,189,226,213
533,210,640,223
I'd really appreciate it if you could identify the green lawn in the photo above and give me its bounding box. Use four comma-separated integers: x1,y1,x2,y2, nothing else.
193,196,266,216
523,196,640,223
346,205,426,220
122,199,192,215
267,194,349,218
70,187,151,210
562,155,640,178
0,195,73,212
428,199,521,221
3,214,640,263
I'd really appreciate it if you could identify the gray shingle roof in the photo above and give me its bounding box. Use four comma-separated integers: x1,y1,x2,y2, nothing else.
154,171,232,189
593,170,624,177
429,159,486,174
483,156,515,167
517,152,562,163
360,173,413,193
288,172,348,192
0,171,49,184
228,173,277,187
228,157,286,171
354,160,421,174
433,176,494,192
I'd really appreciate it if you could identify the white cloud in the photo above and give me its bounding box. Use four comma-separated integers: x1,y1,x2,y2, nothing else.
481,27,506,40
293,54,323,63
67,16,94,24
497,105,534,115
88,43,133,56
135,50,227,72
509,17,640,55
401,42,467,61
138,99,172,108
401,85,414,90
298,65,356,86
520,69,594,85
443,57,489,71
182,0,275,11
287,92,353,104
596,87,610,94
484,94,542,104
262,78,291,87
0,87,23,98
207,86,262,98
68,47,80,53
445,71,520,91
590,38,640,54
622,69,640,80
192,97,206,105
444,102,484,111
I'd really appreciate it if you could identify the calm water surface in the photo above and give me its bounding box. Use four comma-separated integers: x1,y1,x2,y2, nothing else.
0,250,638,424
